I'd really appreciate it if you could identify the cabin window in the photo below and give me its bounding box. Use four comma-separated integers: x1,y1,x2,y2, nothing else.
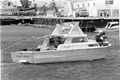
49,36,66,45
72,37,87,43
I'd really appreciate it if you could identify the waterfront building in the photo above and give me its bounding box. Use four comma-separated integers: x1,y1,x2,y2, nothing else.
70,0,119,17
0,0,21,16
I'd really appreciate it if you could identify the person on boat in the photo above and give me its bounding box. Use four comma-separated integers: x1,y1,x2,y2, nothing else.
102,32,109,46
95,31,107,46
54,37,59,49
54,36,63,49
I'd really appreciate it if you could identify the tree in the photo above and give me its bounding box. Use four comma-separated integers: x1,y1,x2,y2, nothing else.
28,1,32,8
34,3,38,11
20,0,30,8
39,3,47,15
42,4,47,15
49,0,58,15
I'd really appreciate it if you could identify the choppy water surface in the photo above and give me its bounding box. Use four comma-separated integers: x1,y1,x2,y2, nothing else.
1,25,120,80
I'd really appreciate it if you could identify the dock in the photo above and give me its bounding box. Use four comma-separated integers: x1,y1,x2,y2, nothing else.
0,16,119,20
0,16,119,32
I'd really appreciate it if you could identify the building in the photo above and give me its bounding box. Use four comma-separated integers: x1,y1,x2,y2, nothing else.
69,0,119,17
0,0,18,15
0,0,22,16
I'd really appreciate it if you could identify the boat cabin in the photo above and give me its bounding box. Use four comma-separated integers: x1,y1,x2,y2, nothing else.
95,21,119,32
105,22,119,28
38,22,100,52
11,22,111,64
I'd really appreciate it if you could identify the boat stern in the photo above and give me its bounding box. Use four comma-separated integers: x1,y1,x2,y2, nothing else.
11,51,34,63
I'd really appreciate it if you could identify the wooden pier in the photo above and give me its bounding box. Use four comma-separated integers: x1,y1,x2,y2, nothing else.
0,16,119,20
0,16,119,32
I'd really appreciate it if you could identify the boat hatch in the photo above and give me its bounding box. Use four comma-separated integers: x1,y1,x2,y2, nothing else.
20,48,41,51
88,44,99,47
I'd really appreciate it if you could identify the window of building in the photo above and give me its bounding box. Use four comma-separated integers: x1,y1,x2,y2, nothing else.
105,1,109,4
98,9,111,17
72,37,87,43
109,0,113,4
112,9,119,17
83,3,84,7
93,3,95,6
88,3,89,7
105,0,113,5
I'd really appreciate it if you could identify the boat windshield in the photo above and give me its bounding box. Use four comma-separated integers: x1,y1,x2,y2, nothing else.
43,36,67,50
107,23,111,28
49,36,66,45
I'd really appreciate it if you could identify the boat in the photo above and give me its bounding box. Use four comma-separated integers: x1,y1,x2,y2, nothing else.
11,22,111,64
95,22,119,32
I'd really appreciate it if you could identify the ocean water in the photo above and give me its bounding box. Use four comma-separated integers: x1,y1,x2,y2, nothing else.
1,25,120,80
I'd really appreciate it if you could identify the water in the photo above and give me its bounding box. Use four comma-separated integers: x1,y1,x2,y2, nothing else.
1,25,120,80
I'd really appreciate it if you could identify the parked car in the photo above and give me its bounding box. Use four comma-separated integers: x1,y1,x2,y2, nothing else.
75,8,89,17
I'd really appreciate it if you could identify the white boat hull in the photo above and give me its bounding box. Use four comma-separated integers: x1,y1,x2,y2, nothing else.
11,22,112,64
11,45,111,64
